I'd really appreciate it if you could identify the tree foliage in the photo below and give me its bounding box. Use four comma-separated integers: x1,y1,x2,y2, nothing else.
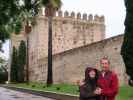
0,66,8,83
0,0,20,40
0,0,40,43
0,57,8,83
18,40,26,82
10,46,18,82
121,0,133,85
10,41,26,83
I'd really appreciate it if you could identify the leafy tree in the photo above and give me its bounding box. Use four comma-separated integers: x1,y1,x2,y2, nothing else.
0,0,20,41
121,0,133,86
0,0,39,48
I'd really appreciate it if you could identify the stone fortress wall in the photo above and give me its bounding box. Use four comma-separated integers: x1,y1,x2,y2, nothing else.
29,35,126,86
28,9,105,72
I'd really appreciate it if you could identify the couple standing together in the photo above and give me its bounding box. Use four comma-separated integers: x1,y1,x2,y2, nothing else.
79,57,119,100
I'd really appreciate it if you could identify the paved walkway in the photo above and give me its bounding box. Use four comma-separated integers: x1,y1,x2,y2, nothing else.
0,87,55,100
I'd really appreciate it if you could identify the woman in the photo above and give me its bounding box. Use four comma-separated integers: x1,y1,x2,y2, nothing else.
79,67,100,100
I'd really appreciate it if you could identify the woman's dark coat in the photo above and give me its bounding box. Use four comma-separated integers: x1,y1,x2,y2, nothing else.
79,67,100,100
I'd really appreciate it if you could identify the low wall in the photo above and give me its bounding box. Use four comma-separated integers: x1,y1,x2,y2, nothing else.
29,35,127,86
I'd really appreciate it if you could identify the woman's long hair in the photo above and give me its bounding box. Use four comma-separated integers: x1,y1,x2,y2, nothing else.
84,67,99,86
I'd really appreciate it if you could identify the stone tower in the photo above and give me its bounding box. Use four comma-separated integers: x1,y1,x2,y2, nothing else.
28,10,105,69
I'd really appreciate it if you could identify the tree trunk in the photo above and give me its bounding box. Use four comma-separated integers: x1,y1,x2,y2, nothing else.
47,16,53,85
8,39,12,82
25,23,31,84
26,35,29,83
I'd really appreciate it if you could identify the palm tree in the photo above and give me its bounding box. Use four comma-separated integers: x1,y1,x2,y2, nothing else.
42,0,62,85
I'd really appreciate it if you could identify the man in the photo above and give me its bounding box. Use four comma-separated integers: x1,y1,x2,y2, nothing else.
95,57,119,100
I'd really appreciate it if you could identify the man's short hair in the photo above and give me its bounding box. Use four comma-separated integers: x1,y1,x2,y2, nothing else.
100,56,110,64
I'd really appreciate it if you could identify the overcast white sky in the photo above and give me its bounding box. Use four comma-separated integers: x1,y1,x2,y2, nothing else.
62,0,126,37
2,0,126,59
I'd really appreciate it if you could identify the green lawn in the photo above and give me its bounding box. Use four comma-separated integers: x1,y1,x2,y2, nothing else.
10,83,133,100
116,86,133,100
11,83,79,95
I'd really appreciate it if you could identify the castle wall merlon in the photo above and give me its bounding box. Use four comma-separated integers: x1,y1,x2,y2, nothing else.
93,15,105,24
88,14,93,21
94,14,99,21
83,13,87,20
70,12,75,18
77,12,81,19
64,11,69,17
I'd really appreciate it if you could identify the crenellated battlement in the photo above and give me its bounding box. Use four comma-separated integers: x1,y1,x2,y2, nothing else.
38,8,105,24
32,8,106,56
57,11,105,23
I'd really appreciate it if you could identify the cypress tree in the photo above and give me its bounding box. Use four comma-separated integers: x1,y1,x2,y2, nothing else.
18,40,26,82
10,46,18,82
121,0,133,85
0,57,8,83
